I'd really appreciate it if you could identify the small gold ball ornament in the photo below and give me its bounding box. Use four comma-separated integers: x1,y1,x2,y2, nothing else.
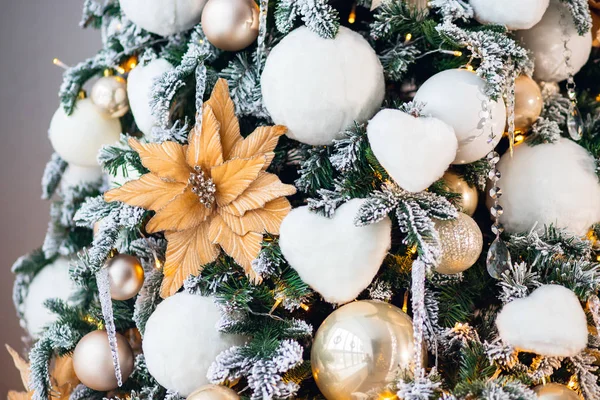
201,0,259,51
514,75,543,132
442,171,478,216
533,383,580,400
90,73,129,118
187,385,240,400
311,300,426,399
106,254,145,300
72,330,134,391
434,212,483,275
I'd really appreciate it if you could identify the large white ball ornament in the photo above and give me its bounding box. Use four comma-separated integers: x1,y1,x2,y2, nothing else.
49,99,121,167
470,0,549,30
120,0,208,37
413,69,507,164
127,59,174,136
23,258,76,338
491,138,600,236
517,0,592,82
261,26,385,146
143,293,246,396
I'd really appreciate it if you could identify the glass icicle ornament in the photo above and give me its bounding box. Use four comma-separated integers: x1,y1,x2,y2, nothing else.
96,267,123,387
560,8,584,141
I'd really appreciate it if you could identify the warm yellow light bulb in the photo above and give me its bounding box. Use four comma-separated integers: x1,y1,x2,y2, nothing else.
378,390,398,400
348,3,356,24
405,33,413,42
514,133,525,144
453,50,462,57
300,303,310,311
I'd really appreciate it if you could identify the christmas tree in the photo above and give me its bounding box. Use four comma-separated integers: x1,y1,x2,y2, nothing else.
9,0,600,399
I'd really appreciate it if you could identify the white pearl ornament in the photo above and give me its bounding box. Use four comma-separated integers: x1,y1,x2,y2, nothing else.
49,99,122,167
119,0,208,37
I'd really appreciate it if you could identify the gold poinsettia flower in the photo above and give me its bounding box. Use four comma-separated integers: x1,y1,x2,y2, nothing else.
6,345,79,400
105,79,296,298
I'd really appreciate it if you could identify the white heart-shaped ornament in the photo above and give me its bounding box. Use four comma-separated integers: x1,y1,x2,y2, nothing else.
496,284,587,357
279,199,392,305
367,109,458,192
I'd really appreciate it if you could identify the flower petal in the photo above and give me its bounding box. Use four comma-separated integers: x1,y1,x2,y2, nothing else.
219,197,291,236
6,345,29,390
186,105,224,172
208,214,262,280
129,138,190,182
160,225,220,298
205,79,242,158
228,125,287,168
146,189,212,233
104,174,186,211
220,173,297,216
211,156,266,207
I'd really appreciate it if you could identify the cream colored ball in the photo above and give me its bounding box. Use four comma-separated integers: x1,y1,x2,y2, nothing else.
49,99,121,167
414,69,506,164
120,0,208,37
187,385,240,400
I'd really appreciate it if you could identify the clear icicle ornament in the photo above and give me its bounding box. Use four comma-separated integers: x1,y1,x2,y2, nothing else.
487,236,512,279
561,8,583,141
96,267,123,387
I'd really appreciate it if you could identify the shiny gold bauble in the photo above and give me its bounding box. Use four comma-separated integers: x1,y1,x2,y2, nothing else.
187,385,240,400
311,300,425,400
442,171,478,216
106,254,145,300
201,0,259,51
72,331,134,391
434,212,483,275
90,75,129,118
533,383,580,400
514,75,543,132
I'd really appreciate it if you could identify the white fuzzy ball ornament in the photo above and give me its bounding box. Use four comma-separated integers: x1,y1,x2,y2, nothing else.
120,0,208,37
413,69,506,164
491,138,600,236
143,293,246,396
367,109,457,192
496,285,587,357
470,0,549,30
24,258,76,338
61,165,103,190
279,199,392,305
517,0,592,82
49,99,121,167
127,59,174,136
261,26,385,146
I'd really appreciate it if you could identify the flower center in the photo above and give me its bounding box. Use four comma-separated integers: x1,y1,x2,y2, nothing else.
188,166,216,208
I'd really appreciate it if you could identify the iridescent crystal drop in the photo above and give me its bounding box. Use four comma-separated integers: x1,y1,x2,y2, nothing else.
486,237,512,279
567,101,583,141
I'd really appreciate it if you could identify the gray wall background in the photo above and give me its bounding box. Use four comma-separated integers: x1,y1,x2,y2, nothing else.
0,1,98,391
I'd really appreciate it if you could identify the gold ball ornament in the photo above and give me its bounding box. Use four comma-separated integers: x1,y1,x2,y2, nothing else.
90,75,129,118
434,213,483,275
533,383,580,400
187,385,240,400
201,0,259,51
514,75,543,132
106,254,145,301
311,300,426,399
442,171,478,216
72,330,134,391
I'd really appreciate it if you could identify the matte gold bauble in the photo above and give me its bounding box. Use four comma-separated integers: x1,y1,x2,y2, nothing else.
514,75,543,132
106,254,144,301
187,385,240,400
434,213,483,275
311,300,426,400
442,171,478,216
533,383,580,400
90,75,129,118
201,0,259,51
72,331,134,391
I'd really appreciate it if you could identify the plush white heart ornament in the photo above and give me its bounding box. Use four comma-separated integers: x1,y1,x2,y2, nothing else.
496,285,588,357
367,109,458,192
279,199,392,305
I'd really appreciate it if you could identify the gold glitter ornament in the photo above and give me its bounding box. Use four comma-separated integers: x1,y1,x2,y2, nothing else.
442,171,478,216
533,383,580,400
311,300,426,399
434,213,483,274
